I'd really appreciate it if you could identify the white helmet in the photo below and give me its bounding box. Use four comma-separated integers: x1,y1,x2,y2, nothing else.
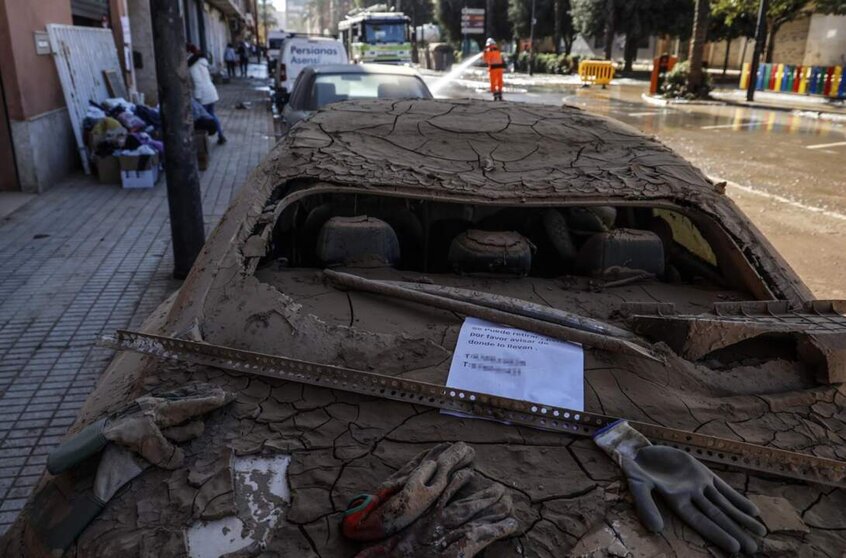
485,38,495,47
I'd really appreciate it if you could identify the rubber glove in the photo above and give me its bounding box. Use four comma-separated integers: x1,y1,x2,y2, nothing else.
594,420,767,555
32,445,149,552
343,442,476,541
353,469,519,558
47,383,233,474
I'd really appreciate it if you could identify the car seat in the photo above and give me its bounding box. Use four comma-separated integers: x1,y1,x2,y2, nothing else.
377,83,416,99
575,229,665,278
313,82,338,108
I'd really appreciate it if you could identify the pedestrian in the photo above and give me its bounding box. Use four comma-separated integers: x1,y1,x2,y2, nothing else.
187,44,227,145
483,38,505,101
238,42,249,77
224,43,237,79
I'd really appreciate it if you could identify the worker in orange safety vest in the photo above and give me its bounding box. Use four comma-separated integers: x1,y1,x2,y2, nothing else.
483,38,505,101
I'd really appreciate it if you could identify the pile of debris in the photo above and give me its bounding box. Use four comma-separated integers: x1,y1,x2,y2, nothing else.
84,97,217,187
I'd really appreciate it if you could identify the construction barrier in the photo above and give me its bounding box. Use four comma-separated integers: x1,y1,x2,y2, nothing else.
740,62,845,98
578,60,615,87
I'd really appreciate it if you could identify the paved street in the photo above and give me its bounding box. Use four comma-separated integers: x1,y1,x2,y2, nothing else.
430,71,846,299
0,72,274,533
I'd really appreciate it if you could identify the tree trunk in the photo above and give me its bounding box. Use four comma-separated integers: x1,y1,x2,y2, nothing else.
722,36,731,75
623,34,637,72
553,0,562,54
150,0,206,279
686,0,710,97
603,0,615,60
765,22,779,62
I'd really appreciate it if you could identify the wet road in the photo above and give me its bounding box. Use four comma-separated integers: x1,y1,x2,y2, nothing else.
431,71,846,212
427,71,846,298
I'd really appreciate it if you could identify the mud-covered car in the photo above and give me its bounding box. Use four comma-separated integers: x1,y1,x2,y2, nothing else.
5,99,846,557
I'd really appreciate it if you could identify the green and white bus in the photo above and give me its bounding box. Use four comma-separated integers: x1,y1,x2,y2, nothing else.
338,8,412,64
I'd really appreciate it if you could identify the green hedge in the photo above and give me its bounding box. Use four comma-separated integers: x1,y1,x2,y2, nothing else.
660,61,713,99
511,52,580,75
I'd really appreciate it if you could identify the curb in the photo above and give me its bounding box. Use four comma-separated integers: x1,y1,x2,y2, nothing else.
642,92,846,123
640,93,724,107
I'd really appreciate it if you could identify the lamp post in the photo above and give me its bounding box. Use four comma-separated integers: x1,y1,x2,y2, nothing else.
528,0,536,76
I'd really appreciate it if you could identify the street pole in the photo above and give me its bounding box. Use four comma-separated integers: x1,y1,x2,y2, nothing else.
150,0,206,279
486,0,493,38
528,0,536,76
262,0,268,45
746,0,768,102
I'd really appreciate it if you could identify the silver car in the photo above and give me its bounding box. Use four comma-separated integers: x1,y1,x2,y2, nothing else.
279,64,432,133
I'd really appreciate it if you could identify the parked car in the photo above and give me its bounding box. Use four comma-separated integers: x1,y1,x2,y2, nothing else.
272,33,348,107
4,99,844,557
279,63,431,132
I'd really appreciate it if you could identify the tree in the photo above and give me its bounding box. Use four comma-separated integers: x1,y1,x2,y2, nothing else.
686,0,710,96
815,0,846,13
258,0,279,42
554,0,577,53
571,0,692,69
710,0,815,63
509,0,554,39
570,0,606,38
709,0,756,74
763,0,809,61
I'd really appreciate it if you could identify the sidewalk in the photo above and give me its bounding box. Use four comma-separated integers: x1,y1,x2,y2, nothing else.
0,68,274,533
708,88,846,119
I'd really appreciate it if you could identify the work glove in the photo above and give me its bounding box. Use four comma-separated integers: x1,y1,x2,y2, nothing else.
343,442,476,541
47,383,233,474
594,420,767,555
353,468,519,558
33,383,233,554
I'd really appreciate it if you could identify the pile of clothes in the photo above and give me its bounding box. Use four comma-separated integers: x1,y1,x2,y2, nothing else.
83,97,219,168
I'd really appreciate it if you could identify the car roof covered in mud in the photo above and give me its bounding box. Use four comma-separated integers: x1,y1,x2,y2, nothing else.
274,98,719,203
253,99,807,304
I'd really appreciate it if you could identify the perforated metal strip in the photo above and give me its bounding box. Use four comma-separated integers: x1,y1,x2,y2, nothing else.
100,330,846,488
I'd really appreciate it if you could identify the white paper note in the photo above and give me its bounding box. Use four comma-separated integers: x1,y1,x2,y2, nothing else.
446,317,584,412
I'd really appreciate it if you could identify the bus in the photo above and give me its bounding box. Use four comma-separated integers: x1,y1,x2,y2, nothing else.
338,7,411,64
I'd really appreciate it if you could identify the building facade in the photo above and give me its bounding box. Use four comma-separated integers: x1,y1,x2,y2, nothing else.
0,0,255,194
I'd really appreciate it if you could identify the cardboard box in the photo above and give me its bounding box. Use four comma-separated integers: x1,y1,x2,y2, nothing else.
119,153,160,189
95,155,121,184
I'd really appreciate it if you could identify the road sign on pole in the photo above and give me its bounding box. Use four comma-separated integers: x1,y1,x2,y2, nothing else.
461,7,485,35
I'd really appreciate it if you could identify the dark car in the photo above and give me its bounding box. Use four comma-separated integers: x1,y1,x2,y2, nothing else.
279,64,432,133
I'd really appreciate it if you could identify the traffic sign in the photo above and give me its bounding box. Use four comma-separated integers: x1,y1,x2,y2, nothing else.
460,7,484,35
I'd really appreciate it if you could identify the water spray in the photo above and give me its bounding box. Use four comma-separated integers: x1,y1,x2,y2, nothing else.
429,52,484,97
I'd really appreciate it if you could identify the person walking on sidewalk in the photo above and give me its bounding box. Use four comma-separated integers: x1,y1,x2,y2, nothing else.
483,38,505,101
238,42,249,77
224,43,237,79
187,44,227,145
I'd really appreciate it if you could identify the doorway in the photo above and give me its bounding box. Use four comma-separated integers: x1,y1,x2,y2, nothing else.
0,63,19,191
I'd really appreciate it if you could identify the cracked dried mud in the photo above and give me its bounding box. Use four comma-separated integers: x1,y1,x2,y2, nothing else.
3,99,845,557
